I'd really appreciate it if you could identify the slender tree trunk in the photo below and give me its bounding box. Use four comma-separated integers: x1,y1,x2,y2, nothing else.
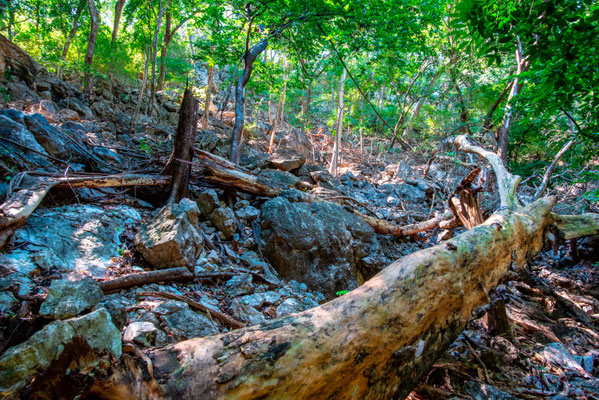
156,12,172,92
202,65,214,130
111,0,126,46
451,70,470,134
497,36,529,164
329,66,347,177
83,0,99,96
58,0,86,78
483,80,513,132
268,60,288,154
131,0,169,126
230,38,269,163
148,2,171,117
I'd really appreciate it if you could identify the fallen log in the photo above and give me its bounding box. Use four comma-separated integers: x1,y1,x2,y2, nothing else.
88,197,556,399
98,267,194,293
355,209,453,237
0,173,170,247
552,213,599,240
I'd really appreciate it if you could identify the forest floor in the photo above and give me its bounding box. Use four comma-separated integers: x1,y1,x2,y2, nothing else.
0,58,598,399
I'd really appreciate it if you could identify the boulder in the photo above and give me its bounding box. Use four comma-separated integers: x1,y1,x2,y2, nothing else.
231,299,266,325
257,168,300,189
6,81,40,101
60,97,93,119
158,303,218,340
0,34,41,87
276,298,304,317
266,148,306,171
196,189,220,216
0,108,25,124
26,99,58,122
0,308,121,395
136,198,204,268
310,170,342,192
239,291,282,309
224,274,254,296
235,204,260,224
91,99,115,118
24,113,69,158
40,278,104,320
163,101,178,113
0,115,53,169
260,197,383,298
8,204,141,277
278,128,313,157
57,108,80,121
208,207,237,239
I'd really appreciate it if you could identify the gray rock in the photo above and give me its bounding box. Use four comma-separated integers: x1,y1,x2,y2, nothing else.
267,149,306,171
160,308,218,340
57,108,80,121
0,108,25,124
0,291,17,313
231,299,266,325
464,381,515,400
540,343,589,376
310,170,342,191
573,354,595,374
258,168,300,189
235,205,260,223
40,278,104,320
196,189,220,216
6,82,40,101
39,91,52,101
225,274,254,296
163,101,178,113
10,204,140,277
24,113,69,158
30,99,58,122
153,300,190,315
91,100,115,118
137,199,204,268
0,307,121,394
100,294,132,330
35,81,52,93
0,115,52,169
208,207,237,239
260,197,383,298
240,291,282,309
93,146,124,165
276,298,303,317
123,321,158,346
379,183,427,203
61,97,93,119
279,128,313,157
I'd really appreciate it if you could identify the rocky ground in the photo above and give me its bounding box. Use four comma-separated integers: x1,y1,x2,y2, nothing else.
0,56,598,399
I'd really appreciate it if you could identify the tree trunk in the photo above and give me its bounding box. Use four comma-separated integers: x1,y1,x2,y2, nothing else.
131,0,169,127
268,59,288,154
497,36,529,164
329,66,347,177
404,63,446,139
89,196,557,399
83,0,99,96
156,12,172,92
58,0,86,78
230,39,269,163
161,88,199,204
202,65,214,130
111,0,126,46
148,2,171,117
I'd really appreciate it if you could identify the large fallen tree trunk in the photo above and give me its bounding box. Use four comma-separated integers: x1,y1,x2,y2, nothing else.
90,197,556,399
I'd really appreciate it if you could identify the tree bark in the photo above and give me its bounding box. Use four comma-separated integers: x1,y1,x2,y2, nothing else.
230,38,269,163
497,36,529,164
98,267,194,293
89,197,557,399
83,0,99,96
268,58,288,154
329,66,347,177
111,0,127,46
201,65,214,130
148,1,171,117
156,11,172,92
161,88,199,205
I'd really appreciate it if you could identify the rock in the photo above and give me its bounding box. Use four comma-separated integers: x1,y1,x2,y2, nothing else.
27,99,58,122
260,197,383,298
159,306,218,340
258,168,300,189
0,108,25,124
573,354,595,374
40,278,104,320
123,321,158,347
224,274,254,296
235,204,260,224
91,99,115,118
276,298,304,317
35,81,52,93
379,183,427,203
239,291,282,309
23,113,69,158
239,149,268,169
231,299,266,325
0,291,17,313
100,294,131,330
310,170,342,192
9,204,141,277
464,381,515,400
266,149,306,171
136,198,204,268
163,101,178,113
539,343,590,377
0,115,52,169
0,307,121,394
57,108,80,121
39,91,52,101
6,82,40,101
208,207,237,239
114,112,132,133
60,97,93,119
279,128,313,157
196,189,220,216
93,146,124,165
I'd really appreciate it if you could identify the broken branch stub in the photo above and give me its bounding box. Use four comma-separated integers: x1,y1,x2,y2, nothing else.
454,135,521,210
